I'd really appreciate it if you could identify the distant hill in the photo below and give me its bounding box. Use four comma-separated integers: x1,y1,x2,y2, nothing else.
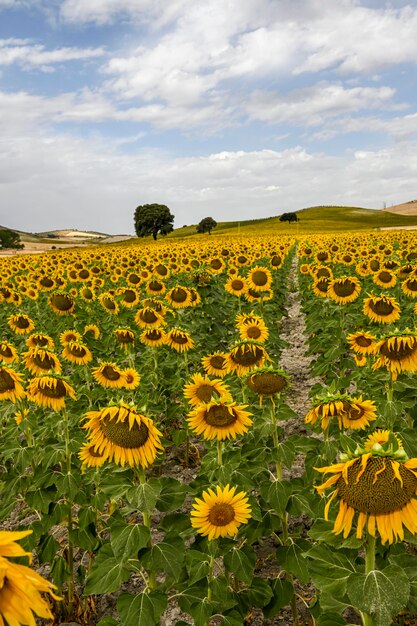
35,229,110,239
384,200,417,216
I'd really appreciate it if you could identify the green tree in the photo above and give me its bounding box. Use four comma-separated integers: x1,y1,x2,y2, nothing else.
134,204,175,240
0,229,23,249
279,212,299,223
196,217,217,235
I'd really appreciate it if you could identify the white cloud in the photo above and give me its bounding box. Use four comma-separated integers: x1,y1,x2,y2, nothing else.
0,39,105,71
59,0,189,27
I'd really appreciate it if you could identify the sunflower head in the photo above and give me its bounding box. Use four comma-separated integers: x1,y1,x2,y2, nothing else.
328,276,361,304
306,390,377,431
372,329,417,380
246,366,289,403
187,399,253,441
26,375,76,410
48,292,75,315
166,328,194,353
363,294,401,324
191,485,251,540
201,352,229,378
183,373,232,406
347,330,377,355
227,340,269,376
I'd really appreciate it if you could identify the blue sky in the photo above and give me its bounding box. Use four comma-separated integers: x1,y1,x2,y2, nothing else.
1,0,417,234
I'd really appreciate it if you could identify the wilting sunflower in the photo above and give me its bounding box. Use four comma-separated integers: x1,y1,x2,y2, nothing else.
363,294,401,324
188,287,201,307
92,362,126,389
60,329,82,346
353,353,367,367
401,276,417,298
117,288,140,308
84,324,100,339
48,292,75,315
373,269,397,289
146,279,166,295
246,367,289,406
26,333,54,350
227,340,269,376
201,352,229,378
165,286,192,309
245,287,273,303
238,318,269,343
328,276,361,305
315,432,417,543
62,341,93,366
166,328,194,353
79,442,107,469
80,287,95,302
0,530,60,625
14,407,29,425
0,366,25,403
135,307,165,329
225,276,248,297
114,328,135,350
140,328,166,348
0,341,18,364
83,403,163,468
190,485,251,540
187,399,253,441
122,367,141,390
305,393,377,431
8,314,35,335
312,277,331,298
26,375,76,410
347,330,376,355
184,373,232,407
99,292,119,315
372,330,417,380
23,348,62,376
247,266,272,292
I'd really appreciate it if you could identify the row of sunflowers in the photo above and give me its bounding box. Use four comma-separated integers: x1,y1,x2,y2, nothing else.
1,231,417,626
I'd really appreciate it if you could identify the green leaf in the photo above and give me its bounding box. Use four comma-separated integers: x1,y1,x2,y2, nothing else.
305,544,355,596
273,440,296,468
389,553,417,612
276,540,310,583
211,575,238,611
221,611,244,626
347,565,410,626
111,522,150,563
309,518,363,549
238,576,273,609
84,544,131,594
316,613,348,626
96,618,118,626
117,592,167,626
126,480,161,514
185,550,210,585
260,480,291,515
188,600,212,626
223,545,256,584
155,477,188,512
263,578,294,618
141,539,185,580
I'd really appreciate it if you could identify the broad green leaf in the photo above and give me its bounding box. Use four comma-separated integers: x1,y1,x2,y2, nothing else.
111,522,150,562
117,592,167,626
222,611,244,626
305,544,355,596
126,479,161,514
141,539,185,580
155,477,188,512
238,576,273,609
316,612,348,626
263,578,294,618
309,518,363,549
389,553,417,612
211,575,238,611
84,544,131,594
185,550,210,585
223,545,256,584
260,480,291,515
96,618,118,626
188,600,212,626
347,565,410,626
276,540,310,583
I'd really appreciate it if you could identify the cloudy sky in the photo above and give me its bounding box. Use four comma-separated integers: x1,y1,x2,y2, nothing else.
1,0,417,234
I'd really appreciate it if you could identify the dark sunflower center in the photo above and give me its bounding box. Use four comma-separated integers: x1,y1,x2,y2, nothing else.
101,415,149,448
405,279,417,292
370,299,394,315
14,316,30,329
128,273,141,284
32,352,56,369
205,405,237,427
171,332,188,345
155,264,168,276
39,277,54,288
102,297,116,310
317,252,329,261
208,503,235,526
251,271,268,286
117,332,134,344
211,259,222,270
370,260,380,271
140,309,159,323
356,336,373,347
231,280,244,290
79,269,89,279
246,326,261,339
196,384,219,403
38,379,67,398
82,288,93,299
379,339,417,360
123,290,137,303
0,369,15,392
0,345,13,358
102,365,122,381
345,405,365,421
337,457,417,514
51,295,73,311
146,330,162,341
149,281,163,291
247,373,287,395
231,345,264,366
271,255,282,267
377,271,392,283
247,288,262,299
316,268,331,278
210,356,226,370
171,288,188,302
68,345,87,358
333,280,356,297
31,335,49,347
315,278,330,293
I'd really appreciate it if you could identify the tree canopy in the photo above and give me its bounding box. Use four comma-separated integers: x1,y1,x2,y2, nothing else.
279,212,299,223
0,229,23,249
134,204,175,240
196,216,217,235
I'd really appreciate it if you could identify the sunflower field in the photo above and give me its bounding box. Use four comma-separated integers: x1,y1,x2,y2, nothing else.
2,231,417,626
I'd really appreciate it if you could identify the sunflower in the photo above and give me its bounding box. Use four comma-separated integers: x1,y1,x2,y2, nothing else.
79,442,107,469
354,353,367,367
80,287,95,302
225,276,248,297
14,407,29,425
0,530,60,624
146,279,166,295
60,329,82,346
0,367,25,403
165,286,192,309
315,433,417,543
363,295,401,324
364,429,403,451
373,269,397,289
23,348,62,376
26,333,54,350
312,277,331,298
117,288,140,308
135,307,165,329
184,373,232,406
188,287,201,307
245,287,273,303
372,330,417,380
48,292,75,315
140,328,167,348
347,330,377,355
166,328,194,353
327,277,361,304
82,403,163,468
187,399,252,441
84,324,101,339
99,292,119,315
0,341,18,364
7,314,35,335
246,367,289,405
305,393,377,431
201,352,229,378
402,276,417,298
122,367,141,390
26,375,76,410
238,318,269,343
92,362,126,389
247,266,272,292
62,342,93,366
190,485,251,540
227,340,269,376
235,311,263,326
114,328,135,350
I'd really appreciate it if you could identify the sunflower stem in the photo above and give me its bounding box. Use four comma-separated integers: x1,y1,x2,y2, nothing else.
62,407,75,612
362,535,376,626
217,440,223,466
136,467,156,590
270,399,282,479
